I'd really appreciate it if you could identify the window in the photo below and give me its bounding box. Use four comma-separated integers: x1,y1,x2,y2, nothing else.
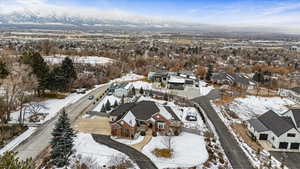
287,133,296,137
158,122,165,129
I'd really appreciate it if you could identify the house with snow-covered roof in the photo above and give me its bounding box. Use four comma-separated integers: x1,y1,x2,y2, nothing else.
247,109,300,150
279,87,300,103
110,101,182,139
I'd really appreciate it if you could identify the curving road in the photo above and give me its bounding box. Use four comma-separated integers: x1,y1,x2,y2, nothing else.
14,84,110,160
92,134,158,169
192,89,253,169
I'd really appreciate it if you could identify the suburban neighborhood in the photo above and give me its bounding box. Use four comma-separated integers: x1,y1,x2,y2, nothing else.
0,1,300,169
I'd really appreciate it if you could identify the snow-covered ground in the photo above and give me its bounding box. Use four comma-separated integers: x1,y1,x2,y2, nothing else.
44,55,114,65
228,96,295,120
142,132,208,169
72,133,139,169
112,136,144,145
199,80,214,96
0,127,37,155
10,88,96,124
93,95,120,112
111,73,145,83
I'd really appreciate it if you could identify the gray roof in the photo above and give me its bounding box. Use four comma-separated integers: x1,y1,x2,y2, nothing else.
258,110,294,137
110,103,135,117
164,106,181,121
248,118,269,132
111,101,181,123
291,109,300,128
212,72,252,86
290,87,300,94
130,101,160,120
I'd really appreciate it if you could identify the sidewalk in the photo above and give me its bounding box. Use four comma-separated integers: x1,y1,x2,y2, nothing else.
131,130,152,151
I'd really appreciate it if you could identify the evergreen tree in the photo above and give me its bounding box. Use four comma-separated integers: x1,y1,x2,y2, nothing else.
105,100,111,111
139,87,144,95
0,60,9,79
113,100,119,107
47,66,66,91
149,90,153,97
100,104,106,113
20,51,50,94
121,95,125,104
0,151,35,169
132,87,136,95
205,65,213,81
50,109,76,167
61,57,77,90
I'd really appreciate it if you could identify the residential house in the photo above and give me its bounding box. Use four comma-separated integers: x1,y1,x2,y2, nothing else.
211,72,256,90
247,109,300,150
148,71,169,83
110,101,182,139
113,82,134,98
167,76,185,90
279,87,300,103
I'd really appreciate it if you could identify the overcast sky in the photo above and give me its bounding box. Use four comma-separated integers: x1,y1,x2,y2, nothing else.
1,0,300,33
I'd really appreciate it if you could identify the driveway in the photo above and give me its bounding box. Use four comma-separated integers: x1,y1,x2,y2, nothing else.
74,116,111,135
192,95,253,169
14,85,110,160
92,134,158,169
270,152,300,169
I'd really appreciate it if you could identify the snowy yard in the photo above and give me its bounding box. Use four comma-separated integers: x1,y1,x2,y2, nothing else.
44,55,114,65
228,96,295,120
72,133,139,169
10,88,96,124
93,95,120,112
199,80,214,96
142,132,208,169
112,135,144,145
111,73,145,82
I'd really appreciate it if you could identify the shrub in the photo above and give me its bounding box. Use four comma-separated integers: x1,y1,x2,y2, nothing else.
140,131,146,136
152,148,172,158
152,132,157,137
174,130,180,136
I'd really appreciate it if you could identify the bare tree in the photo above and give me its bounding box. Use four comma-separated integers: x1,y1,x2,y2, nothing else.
162,135,173,150
0,61,38,124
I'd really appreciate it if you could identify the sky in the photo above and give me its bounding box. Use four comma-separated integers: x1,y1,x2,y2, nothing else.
1,0,300,32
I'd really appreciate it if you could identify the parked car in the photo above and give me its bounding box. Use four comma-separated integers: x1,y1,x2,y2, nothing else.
76,88,87,94
88,95,94,100
186,115,197,121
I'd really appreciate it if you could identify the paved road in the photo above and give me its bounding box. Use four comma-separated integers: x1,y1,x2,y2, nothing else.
92,134,158,169
271,152,300,169
192,94,253,169
14,85,110,160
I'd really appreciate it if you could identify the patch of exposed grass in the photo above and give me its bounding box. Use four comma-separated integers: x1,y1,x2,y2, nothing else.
152,148,173,158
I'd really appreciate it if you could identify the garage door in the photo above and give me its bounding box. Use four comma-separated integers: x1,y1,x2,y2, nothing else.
290,143,300,150
259,134,268,140
279,142,289,149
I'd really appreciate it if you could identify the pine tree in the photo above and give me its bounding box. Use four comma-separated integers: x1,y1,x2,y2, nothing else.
121,95,125,104
149,90,153,97
20,51,50,94
0,60,9,79
139,87,144,95
113,100,119,107
0,151,35,169
61,57,77,90
50,109,76,167
132,87,136,95
105,100,111,111
100,104,106,113
205,65,213,81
